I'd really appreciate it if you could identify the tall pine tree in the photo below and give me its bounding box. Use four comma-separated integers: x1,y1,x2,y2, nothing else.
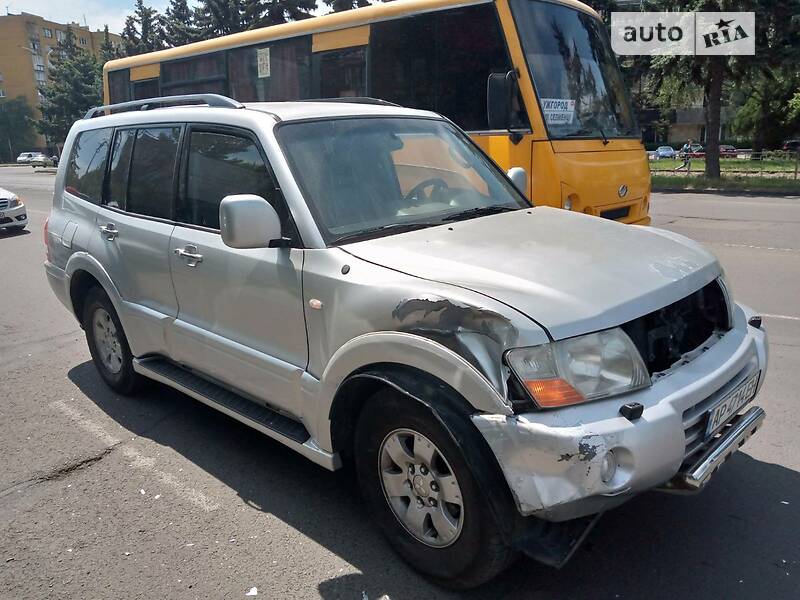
99,25,121,63
323,0,370,13
164,0,201,47
37,28,102,148
122,0,166,56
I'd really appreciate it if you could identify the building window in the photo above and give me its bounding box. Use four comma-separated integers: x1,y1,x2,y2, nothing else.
43,28,53,38
56,30,65,41
0,89,5,98
80,37,87,46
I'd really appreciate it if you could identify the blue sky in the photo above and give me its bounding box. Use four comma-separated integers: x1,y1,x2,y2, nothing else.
4,0,200,36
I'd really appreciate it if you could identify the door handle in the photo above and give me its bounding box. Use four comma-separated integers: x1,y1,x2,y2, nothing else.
99,223,118,240
174,245,203,267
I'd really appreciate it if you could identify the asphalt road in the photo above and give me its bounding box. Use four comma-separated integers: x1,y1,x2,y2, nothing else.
1,166,798,599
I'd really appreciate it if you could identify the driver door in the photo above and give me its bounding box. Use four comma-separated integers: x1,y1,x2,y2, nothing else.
166,125,307,415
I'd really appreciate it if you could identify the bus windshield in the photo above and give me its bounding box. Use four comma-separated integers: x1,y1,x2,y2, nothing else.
510,0,638,140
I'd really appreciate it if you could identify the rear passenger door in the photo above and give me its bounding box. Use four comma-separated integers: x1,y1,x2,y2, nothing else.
90,125,181,358
167,125,307,415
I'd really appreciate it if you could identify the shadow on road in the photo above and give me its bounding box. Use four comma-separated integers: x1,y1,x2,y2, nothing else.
0,228,30,238
68,361,799,599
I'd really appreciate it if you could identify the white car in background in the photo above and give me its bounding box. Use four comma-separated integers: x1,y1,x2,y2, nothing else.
0,187,27,232
16,152,39,164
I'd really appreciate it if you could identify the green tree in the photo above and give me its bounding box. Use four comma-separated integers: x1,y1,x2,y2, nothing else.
99,25,121,63
196,0,248,35
729,1,800,151
36,27,102,149
164,0,201,46
122,0,166,56
0,96,36,162
322,0,370,12
196,0,316,35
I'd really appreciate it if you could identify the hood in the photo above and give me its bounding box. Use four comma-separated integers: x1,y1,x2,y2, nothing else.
344,207,721,340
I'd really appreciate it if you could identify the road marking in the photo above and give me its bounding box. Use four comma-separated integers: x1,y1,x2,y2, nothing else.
763,314,800,322
51,399,220,512
722,243,799,253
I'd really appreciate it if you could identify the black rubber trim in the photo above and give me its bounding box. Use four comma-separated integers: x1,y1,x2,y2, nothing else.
142,357,310,443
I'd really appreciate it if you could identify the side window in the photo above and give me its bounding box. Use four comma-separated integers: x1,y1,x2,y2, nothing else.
108,69,131,104
126,127,181,219
161,52,227,96
370,5,519,131
229,37,312,102
106,129,136,209
178,130,283,231
316,46,367,98
64,128,113,204
132,78,159,100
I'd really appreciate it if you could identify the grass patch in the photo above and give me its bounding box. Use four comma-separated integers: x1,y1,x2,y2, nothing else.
651,157,800,173
651,174,800,195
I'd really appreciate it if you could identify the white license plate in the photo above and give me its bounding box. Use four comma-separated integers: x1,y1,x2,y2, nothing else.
706,371,760,435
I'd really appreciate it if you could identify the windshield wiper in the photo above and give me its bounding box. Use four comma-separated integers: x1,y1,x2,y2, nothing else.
330,221,439,245
563,127,609,143
441,205,519,223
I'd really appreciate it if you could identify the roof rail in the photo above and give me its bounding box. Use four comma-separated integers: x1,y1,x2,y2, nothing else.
83,94,245,119
299,97,401,107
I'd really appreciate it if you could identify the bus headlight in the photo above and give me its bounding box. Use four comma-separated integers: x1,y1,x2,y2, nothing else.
505,328,650,408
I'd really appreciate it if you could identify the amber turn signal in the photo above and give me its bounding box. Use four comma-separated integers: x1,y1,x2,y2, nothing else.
523,378,584,408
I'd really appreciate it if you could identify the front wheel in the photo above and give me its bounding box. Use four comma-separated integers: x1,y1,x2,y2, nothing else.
83,287,144,395
355,391,513,589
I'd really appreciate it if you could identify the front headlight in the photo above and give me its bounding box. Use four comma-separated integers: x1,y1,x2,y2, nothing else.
505,328,650,409
8,196,20,208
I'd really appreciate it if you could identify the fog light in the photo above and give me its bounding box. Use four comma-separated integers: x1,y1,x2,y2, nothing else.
601,450,618,484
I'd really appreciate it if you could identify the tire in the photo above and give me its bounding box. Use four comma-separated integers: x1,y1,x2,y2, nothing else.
355,390,514,589
82,286,144,395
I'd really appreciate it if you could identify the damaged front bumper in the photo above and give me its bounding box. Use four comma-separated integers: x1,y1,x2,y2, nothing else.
472,303,768,522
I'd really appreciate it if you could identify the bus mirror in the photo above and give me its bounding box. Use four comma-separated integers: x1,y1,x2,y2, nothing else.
487,71,515,130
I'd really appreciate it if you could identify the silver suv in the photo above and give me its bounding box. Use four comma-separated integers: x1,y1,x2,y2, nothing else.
45,95,768,588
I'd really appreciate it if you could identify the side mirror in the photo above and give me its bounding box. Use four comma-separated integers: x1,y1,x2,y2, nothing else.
487,71,516,130
506,167,528,195
219,194,282,249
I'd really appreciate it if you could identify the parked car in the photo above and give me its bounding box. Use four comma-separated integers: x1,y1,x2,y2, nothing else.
719,144,738,158
0,186,28,232
782,139,800,152
15,152,39,164
45,95,769,588
30,154,58,168
654,145,676,159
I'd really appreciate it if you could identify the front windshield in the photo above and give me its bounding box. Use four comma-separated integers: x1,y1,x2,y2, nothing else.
510,0,638,140
277,118,528,245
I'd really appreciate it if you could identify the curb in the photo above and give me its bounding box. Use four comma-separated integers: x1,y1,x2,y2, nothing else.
653,187,800,198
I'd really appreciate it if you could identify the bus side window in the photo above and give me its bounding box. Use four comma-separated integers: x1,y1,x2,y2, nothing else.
314,46,367,98
370,5,521,132
108,69,131,104
229,36,312,102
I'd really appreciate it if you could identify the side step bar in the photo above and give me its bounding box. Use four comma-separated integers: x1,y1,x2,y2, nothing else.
133,357,340,470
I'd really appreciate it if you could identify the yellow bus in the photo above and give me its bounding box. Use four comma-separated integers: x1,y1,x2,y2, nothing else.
103,0,651,224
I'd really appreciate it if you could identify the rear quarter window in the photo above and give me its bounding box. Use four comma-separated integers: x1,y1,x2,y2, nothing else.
126,126,181,219
64,128,113,204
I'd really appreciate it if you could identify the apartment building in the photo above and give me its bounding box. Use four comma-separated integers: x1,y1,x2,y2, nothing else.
0,12,122,151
